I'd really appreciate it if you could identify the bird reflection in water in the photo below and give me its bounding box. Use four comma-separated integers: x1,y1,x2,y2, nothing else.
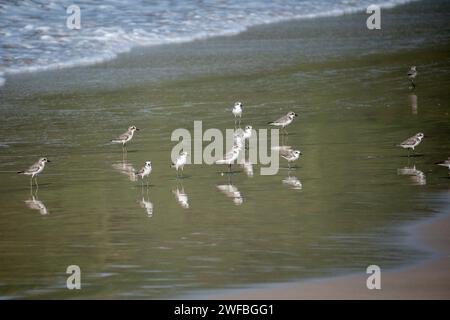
398,165,426,186
409,94,418,115
112,152,137,182
241,161,253,177
173,181,189,209
139,188,154,217
25,191,49,215
217,175,243,205
282,171,303,190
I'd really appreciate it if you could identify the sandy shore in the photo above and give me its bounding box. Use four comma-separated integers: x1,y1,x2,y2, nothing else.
211,208,450,299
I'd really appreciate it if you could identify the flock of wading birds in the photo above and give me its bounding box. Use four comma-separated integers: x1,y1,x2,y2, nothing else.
17,66,450,190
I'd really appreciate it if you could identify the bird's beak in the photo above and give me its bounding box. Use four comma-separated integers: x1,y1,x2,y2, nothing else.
47,160,51,163
295,113,298,117
136,128,140,131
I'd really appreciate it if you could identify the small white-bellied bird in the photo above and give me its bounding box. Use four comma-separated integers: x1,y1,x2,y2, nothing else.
216,144,241,173
234,125,252,150
136,161,152,187
111,125,139,150
172,151,188,178
398,132,424,156
232,101,243,126
408,66,417,88
18,157,50,188
436,157,450,172
268,111,298,134
280,148,302,169
242,125,252,140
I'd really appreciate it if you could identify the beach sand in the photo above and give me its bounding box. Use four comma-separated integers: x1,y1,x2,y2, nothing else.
212,208,450,299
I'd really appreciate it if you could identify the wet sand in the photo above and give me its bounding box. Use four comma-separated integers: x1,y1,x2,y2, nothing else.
213,206,450,299
1,0,449,299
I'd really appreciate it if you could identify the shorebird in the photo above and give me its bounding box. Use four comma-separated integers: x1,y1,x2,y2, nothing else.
268,111,298,134
233,134,245,151
136,161,152,187
436,157,450,172
216,144,241,173
233,125,252,151
18,157,50,188
237,125,253,148
111,125,139,151
172,151,188,178
398,132,424,157
407,66,417,88
280,148,302,169
232,102,243,127
237,125,252,140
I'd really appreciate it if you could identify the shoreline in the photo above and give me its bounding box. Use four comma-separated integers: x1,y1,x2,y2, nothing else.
204,194,450,299
0,0,418,88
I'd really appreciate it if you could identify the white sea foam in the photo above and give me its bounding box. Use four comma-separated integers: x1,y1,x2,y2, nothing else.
0,0,416,86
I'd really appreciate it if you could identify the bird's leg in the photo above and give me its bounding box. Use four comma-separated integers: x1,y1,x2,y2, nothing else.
228,164,231,173
288,162,291,170
30,176,33,190
35,176,39,190
146,177,149,189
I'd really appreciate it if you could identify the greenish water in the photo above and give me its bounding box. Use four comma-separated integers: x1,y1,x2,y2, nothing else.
0,0,450,299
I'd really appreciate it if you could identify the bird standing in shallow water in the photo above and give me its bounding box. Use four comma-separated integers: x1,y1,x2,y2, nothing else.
216,144,241,173
18,157,50,189
136,161,152,188
172,151,188,178
408,66,417,88
280,148,302,169
268,111,298,134
398,132,424,157
234,125,252,150
111,125,139,151
232,102,243,127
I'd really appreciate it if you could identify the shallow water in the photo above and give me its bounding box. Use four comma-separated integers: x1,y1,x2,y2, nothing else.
0,1,449,299
0,0,414,81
